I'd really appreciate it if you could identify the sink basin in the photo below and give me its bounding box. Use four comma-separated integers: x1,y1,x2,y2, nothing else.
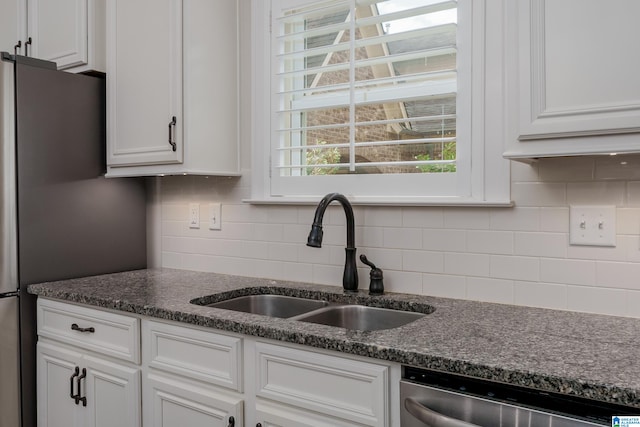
205,294,329,318
293,304,425,331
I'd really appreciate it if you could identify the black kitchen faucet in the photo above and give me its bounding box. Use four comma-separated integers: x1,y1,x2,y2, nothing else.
307,193,358,293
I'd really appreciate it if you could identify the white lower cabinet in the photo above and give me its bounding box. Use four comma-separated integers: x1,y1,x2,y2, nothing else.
37,299,397,427
37,339,141,427
141,319,244,427
143,372,242,427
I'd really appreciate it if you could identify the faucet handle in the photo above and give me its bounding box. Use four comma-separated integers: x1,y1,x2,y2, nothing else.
360,254,384,295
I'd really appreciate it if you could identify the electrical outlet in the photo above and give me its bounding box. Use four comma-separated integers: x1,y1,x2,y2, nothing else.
189,203,200,229
209,203,221,230
569,205,616,247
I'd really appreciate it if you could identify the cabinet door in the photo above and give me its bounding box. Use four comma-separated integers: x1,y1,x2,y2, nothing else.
515,0,640,144
37,341,84,427
84,355,141,427
106,0,183,167
144,372,243,427
27,0,88,69
0,0,25,55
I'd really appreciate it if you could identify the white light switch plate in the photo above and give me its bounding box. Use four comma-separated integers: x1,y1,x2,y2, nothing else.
209,203,221,230
569,205,616,247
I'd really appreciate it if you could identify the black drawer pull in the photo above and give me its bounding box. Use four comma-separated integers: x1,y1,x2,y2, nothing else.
71,323,95,333
227,416,235,427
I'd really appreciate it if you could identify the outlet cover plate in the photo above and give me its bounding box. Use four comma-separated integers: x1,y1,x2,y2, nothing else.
569,205,616,247
189,203,200,229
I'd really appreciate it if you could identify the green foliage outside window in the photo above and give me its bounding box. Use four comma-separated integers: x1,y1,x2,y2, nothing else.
415,141,457,173
306,141,341,175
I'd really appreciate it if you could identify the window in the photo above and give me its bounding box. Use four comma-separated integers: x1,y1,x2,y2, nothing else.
250,0,510,205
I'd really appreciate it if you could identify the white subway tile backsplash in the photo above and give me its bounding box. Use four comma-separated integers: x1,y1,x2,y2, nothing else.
312,264,345,287
596,261,640,290
514,281,567,310
403,250,445,274
539,207,569,232
625,290,640,317
467,230,514,255
363,207,403,227
515,232,567,258
566,182,626,206
538,157,594,182
540,258,596,286
510,160,538,182
511,182,566,207
490,207,540,231
443,208,491,230
265,206,300,224
381,270,422,294
282,224,309,244
466,277,514,304
444,253,490,277
358,247,403,270
422,274,467,298
383,227,422,249
253,223,284,242
267,243,299,262
566,285,627,316
222,203,268,223
282,262,314,283
298,245,331,265
595,155,640,181
627,182,640,206
423,229,466,252
157,154,640,318
567,243,627,262
402,207,444,228
616,208,640,235
490,255,539,281
358,226,384,248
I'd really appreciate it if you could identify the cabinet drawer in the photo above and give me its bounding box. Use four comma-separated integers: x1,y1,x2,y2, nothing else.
143,320,242,392
37,298,140,364
255,342,388,427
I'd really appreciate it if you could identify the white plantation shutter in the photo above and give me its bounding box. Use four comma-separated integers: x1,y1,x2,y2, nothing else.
270,0,472,199
254,0,510,205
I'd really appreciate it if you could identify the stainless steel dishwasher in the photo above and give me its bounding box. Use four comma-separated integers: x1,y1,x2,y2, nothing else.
401,366,637,427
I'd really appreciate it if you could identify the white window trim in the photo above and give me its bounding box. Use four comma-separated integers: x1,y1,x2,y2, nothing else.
248,0,511,206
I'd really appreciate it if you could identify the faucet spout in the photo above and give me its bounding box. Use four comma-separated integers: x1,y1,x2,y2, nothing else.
307,193,358,292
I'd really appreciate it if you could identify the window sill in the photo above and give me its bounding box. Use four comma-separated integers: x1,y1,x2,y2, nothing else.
243,196,514,207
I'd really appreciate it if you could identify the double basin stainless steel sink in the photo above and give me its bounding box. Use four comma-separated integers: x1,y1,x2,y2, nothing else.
192,292,430,331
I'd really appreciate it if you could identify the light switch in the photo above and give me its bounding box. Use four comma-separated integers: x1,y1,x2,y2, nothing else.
209,203,221,230
569,205,616,247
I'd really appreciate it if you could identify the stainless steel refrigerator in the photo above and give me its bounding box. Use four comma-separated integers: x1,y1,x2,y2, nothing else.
0,53,147,427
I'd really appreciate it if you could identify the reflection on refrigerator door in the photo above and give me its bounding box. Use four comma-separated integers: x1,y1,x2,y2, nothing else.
0,296,21,427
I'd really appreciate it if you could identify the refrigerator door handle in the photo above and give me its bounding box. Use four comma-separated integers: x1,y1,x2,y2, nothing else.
0,291,19,298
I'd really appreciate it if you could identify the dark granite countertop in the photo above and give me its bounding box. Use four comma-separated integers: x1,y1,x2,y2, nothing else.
27,268,640,409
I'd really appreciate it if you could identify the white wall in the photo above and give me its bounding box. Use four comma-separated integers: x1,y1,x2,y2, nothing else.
149,1,640,318
153,154,640,318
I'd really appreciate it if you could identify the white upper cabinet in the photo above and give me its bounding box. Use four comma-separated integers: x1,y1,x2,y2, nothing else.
105,0,240,177
106,0,183,168
504,0,640,159
0,0,105,72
